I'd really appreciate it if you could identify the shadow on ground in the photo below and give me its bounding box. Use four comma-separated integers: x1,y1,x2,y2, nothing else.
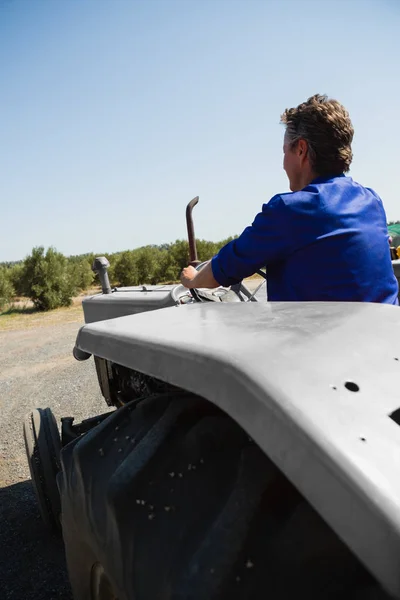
0,305,37,316
0,480,72,600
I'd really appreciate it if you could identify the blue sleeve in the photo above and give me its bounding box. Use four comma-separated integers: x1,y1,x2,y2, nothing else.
211,195,291,286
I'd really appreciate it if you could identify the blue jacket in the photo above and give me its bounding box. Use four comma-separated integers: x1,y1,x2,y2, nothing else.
211,175,399,304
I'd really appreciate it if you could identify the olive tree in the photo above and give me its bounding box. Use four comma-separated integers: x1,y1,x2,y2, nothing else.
22,247,77,311
0,268,14,311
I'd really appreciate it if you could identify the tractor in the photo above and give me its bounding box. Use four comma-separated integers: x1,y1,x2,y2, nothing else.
24,198,400,600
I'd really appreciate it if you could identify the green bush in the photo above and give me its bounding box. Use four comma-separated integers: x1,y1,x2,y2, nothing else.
22,246,78,311
0,268,15,311
7,263,26,296
155,249,180,283
68,258,94,292
113,251,138,286
135,246,158,284
169,239,190,271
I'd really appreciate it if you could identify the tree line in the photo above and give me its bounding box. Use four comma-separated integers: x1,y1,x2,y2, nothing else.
1,220,399,313
0,237,235,312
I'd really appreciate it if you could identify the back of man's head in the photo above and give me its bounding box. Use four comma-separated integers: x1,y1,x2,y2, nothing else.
281,94,354,178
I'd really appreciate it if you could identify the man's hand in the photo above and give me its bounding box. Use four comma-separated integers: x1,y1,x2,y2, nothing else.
180,261,220,289
180,265,198,288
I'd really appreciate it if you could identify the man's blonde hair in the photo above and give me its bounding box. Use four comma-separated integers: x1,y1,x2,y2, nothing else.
281,94,354,176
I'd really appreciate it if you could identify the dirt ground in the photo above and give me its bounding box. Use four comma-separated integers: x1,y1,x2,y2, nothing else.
0,318,105,599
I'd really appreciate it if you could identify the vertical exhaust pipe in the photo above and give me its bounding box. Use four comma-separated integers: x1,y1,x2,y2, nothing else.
186,197,201,267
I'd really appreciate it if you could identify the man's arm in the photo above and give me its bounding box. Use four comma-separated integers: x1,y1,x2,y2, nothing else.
180,194,290,289
210,195,290,286
180,261,219,289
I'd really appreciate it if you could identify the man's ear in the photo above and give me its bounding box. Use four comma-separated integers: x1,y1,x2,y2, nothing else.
297,139,308,158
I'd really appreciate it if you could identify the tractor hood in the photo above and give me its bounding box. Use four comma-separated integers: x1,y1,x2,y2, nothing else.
75,301,400,598
81,284,183,323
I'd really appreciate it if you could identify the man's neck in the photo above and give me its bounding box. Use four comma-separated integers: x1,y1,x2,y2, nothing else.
298,169,318,190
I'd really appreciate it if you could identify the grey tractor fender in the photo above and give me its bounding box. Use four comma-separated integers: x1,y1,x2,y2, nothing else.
74,301,400,598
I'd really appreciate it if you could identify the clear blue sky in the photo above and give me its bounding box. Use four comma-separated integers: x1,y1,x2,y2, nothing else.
1,0,399,262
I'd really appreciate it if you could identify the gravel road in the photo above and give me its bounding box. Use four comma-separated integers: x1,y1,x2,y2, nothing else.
0,319,106,600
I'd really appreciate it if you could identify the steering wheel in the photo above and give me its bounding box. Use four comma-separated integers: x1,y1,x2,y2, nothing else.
189,261,265,303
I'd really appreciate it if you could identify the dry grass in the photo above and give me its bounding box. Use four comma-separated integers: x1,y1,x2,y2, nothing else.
0,304,84,331
0,288,101,332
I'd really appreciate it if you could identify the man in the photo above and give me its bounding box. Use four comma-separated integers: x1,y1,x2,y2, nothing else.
180,94,399,304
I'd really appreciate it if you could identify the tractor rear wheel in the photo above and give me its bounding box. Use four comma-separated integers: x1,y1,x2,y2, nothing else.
23,407,61,533
59,393,389,600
